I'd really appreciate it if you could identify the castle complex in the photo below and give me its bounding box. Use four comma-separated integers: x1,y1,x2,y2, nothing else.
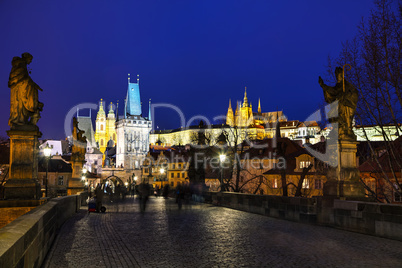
149,88,322,146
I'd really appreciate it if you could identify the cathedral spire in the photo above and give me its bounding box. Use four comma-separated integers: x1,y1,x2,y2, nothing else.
226,99,234,126
128,73,130,83
258,98,261,113
243,87,248,107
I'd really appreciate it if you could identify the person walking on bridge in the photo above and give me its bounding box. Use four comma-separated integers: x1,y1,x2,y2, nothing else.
138,179,150,213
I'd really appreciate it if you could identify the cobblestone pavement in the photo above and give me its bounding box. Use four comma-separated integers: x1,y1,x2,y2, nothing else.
42,196,402,268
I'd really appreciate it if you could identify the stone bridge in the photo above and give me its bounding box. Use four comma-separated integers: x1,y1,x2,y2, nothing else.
1,194,402,267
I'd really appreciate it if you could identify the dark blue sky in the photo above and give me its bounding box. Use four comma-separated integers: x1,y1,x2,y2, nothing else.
0,0,377,139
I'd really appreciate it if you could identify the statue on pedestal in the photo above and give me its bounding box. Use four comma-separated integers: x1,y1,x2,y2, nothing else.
319,66,358,140
4,53,43,200
318,66,365,199
8,52,43,129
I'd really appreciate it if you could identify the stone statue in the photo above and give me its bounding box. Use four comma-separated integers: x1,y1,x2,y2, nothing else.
319,66,358,140
8,53,43,129
71,117,86,162
72,117,87,143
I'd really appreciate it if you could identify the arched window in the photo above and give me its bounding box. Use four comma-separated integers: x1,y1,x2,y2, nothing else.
101,139,104,146
113,133,116,140
100,125,104,131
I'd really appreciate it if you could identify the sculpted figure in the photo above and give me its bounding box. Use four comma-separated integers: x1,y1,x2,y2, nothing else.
8,53,43,128
72,117,87,143
319,66,358,140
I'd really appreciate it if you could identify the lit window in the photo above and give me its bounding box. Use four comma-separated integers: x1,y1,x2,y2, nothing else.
273,179,278,189
302,179,309,189
101,125,104,131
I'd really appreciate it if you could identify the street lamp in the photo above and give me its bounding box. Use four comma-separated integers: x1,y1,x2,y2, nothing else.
43,143,53,198
219,154,226,192
160,168,165,186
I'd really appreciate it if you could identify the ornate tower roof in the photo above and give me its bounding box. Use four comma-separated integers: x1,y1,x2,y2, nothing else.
125,74,142,117
96,99,106,119
258,98,261,113
107,102,115,119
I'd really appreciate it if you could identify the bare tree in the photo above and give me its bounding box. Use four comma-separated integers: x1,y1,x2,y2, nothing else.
328,0,402,202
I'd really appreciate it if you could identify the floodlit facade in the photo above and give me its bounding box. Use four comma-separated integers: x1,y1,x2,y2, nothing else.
115,74,152,172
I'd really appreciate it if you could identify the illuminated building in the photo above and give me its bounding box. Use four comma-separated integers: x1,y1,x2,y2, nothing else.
115,74,152,170
95,99,117,154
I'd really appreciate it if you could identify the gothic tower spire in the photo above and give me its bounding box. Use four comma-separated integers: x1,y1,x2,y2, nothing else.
243,87,248,107
226,99,234,126
258,98,261,113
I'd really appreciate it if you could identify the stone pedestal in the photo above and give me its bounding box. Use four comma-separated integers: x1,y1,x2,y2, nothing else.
68,142,86,195
4,128,42,199
323,139,365,199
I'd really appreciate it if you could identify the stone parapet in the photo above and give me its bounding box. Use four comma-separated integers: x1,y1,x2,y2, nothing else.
206,192,402,241
0,193,85,268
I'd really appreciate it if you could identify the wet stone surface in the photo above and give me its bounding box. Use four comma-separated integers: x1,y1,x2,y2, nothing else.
42,196,402,267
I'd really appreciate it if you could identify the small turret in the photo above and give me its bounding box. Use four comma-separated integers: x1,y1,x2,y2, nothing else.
148,98,152,121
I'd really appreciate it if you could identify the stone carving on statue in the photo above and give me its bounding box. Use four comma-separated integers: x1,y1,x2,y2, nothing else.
71,117,86,161
72,117,87,143
319,65,358,140
8,52,44,130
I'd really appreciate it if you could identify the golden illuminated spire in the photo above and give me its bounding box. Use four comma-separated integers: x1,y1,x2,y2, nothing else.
226,99,234,126
243,87,248,107
258,98,261,113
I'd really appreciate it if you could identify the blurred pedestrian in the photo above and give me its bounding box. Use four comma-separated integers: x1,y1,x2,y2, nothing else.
176,182,184,209
95,184,104,212
138,180,150,212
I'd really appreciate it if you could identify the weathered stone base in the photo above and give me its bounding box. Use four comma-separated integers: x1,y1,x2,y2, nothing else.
3,179,41,200
342,180,366,199
323,179,365,199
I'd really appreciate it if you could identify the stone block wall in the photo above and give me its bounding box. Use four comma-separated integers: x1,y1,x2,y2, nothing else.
0,193,85,268
206,192,317,224
205,192,402,241
321,199,402,241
